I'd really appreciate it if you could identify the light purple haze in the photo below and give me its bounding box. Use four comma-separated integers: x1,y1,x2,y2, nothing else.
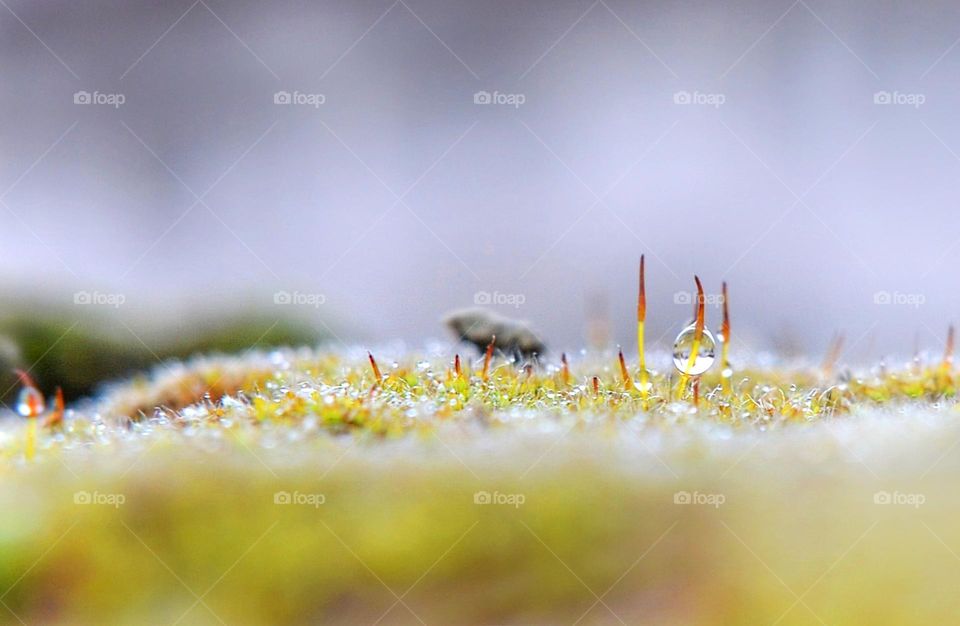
3,0,959,360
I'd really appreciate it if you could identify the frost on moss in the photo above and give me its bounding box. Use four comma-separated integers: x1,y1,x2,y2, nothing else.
69,343,960,430
2,348,960,624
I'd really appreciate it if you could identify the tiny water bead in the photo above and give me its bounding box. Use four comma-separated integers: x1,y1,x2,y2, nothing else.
17,386,45,418
637,377,653,394
672,325,717,376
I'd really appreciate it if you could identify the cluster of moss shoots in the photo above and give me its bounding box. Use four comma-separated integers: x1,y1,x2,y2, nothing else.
9,257,960,457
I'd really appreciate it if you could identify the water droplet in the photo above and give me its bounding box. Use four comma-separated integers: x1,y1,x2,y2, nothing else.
16,386,44,417
672,325,716,376
220,396,244,409
665,401,696,415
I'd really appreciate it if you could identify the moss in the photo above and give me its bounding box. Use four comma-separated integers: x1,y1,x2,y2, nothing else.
0,346,958,624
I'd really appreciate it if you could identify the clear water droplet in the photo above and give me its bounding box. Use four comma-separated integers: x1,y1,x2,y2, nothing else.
16,386,45,417
672,325,716,376
220,396,244,409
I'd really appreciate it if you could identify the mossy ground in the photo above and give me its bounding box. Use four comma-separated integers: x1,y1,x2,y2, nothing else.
1,348,959,624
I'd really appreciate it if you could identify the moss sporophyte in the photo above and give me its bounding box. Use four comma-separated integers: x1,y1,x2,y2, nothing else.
10,257,960,458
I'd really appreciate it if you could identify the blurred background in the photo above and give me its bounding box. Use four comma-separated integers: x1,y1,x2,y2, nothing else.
3,0,960,393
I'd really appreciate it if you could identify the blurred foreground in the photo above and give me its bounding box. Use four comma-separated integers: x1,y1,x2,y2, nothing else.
2,415,958,624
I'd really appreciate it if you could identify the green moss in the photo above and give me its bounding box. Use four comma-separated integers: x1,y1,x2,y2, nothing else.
0,349,958,624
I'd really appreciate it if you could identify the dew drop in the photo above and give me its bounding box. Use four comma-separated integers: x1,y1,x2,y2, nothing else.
220,396,245,410
672,325,717,376
665,401,696,415
16,386,45,418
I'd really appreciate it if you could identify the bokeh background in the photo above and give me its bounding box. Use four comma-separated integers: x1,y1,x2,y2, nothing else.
3,0,960,367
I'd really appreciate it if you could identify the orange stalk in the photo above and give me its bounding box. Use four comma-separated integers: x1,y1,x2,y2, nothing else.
637,255,649,403
367,352,383,384
561,353,570,386
454,354,462,379
720,281,731,395
592,376,600,397
481,335,496,381
618,348,634,390
14,370,43,460
677,276,705,398
44,387,64,428
14,369,45,418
